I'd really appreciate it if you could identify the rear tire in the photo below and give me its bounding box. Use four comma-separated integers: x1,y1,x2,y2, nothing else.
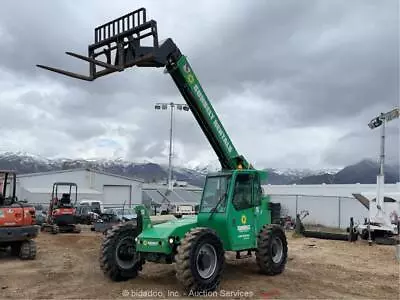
256,224,288,275
175,227,225,294
19,240,37,260
99,222,144,281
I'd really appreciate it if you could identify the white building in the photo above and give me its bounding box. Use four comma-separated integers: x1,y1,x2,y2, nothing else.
263,183,400,228
16,168,144,208
263,183,400,197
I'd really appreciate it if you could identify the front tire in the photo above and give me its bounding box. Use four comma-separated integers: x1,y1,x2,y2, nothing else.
175,227,225,294
256,224,288,275
99,222,144,281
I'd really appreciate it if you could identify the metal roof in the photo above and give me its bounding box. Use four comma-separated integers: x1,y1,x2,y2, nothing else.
142,182,202,191
145,189,166,204
22,187,102,194
16,167,144,183
164,191,186,204
143,188,201,205
174,190,201,203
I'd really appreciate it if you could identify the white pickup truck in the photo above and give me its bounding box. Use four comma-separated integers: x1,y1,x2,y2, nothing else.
161,204,196,218
79,199,104,214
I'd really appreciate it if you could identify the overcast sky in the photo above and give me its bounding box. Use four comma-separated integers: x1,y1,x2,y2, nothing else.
0,0,398,170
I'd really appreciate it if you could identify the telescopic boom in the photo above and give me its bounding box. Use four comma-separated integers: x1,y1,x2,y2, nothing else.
36,8,252,171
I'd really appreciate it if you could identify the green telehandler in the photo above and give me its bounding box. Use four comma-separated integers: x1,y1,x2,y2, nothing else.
36,8,288,293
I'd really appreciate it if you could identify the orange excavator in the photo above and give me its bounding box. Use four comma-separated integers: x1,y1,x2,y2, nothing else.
41,182,81,234
0,170,39,259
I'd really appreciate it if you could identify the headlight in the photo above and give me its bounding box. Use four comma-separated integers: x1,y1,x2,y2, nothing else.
168,237,174,244
135,237,138,242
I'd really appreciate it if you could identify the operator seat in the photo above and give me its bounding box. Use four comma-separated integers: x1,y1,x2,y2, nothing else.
233,185,250,209
60,193,71,206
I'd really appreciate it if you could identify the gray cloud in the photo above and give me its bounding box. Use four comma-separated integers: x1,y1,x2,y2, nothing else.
190,0,399,124
0,0,398,170
323,123,399,166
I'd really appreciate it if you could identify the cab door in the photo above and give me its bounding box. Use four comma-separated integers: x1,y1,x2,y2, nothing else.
252,173,266,236
229,172,256,251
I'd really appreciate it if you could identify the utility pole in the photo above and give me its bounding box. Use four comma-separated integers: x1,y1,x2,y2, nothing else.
168,103,174,191
155,102,190,191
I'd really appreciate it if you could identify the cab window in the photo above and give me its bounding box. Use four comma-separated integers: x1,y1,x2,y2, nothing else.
253,174,262,206
232,174,253,211
200,176,231,213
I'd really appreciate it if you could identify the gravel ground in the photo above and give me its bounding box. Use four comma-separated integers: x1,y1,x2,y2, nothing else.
0,227,398,299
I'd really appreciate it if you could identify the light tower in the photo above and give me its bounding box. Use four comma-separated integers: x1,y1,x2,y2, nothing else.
366,107,399,244
154,102,190,191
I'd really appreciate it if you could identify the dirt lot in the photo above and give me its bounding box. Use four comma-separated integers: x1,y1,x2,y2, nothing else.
0,228,398,299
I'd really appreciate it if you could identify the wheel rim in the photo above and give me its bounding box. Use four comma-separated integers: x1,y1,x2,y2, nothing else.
115,236,137,269
271,237,283,264
196,243,218,279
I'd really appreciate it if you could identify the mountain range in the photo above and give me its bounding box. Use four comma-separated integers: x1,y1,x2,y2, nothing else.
0,152,398,187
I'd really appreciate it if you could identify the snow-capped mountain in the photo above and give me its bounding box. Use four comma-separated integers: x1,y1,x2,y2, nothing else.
0,151,207,186
269,167,341,177
0,152,398,186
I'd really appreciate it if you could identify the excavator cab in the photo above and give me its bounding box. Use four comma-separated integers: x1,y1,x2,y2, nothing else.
41,182,81,234
51,182,77,209
0,170,17,206
0,170,39,260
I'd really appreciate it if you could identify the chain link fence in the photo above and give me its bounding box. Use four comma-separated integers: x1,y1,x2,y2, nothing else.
28,202,132,211
269,194,367,229
28,194,368,229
